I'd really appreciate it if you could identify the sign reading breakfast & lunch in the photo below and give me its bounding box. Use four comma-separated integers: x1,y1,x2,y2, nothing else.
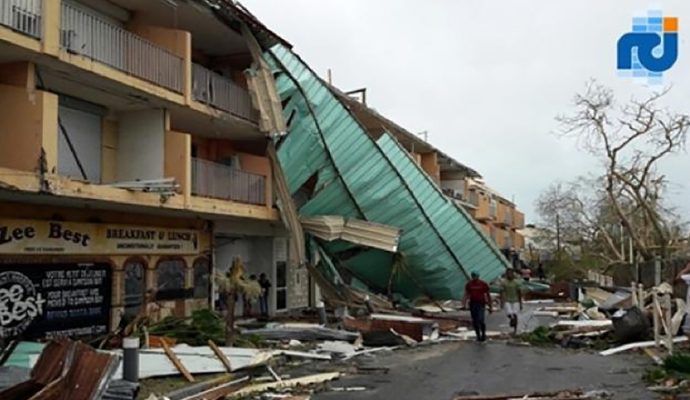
0,219,201,255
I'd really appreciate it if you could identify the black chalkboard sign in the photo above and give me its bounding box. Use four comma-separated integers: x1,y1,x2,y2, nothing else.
0,263,112,339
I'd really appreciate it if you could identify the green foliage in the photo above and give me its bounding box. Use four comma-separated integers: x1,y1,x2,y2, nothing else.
146,309,267,348
664,352,690,374
148,309,224,345
545,250,590,281
521,326,554,346
642,367,669,384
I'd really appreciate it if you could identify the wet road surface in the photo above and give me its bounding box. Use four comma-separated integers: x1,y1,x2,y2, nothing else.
314,340,654,400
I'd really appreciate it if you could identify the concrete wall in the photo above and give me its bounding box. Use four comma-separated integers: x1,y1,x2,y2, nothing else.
0,62,35,89
101,118,118,183
116,109,165,181
0,85,58,172
420,152,440,184
165,130,191,199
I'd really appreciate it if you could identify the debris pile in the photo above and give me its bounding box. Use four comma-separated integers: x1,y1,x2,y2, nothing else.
0,300,479,400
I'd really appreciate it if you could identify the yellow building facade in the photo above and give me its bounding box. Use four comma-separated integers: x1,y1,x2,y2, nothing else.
0,0,292,339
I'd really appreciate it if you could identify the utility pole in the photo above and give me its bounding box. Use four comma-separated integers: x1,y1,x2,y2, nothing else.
556,214,561,264
620,222,625,262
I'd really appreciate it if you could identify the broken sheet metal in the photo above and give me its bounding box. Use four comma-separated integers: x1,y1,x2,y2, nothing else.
111,345,273,379
265,44,508,300
0,338,119,400
301,215,401,252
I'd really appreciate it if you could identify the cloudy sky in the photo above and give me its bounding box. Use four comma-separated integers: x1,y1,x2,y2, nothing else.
243,0,690,223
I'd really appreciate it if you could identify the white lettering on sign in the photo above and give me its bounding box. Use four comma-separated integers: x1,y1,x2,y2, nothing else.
0,271,46,337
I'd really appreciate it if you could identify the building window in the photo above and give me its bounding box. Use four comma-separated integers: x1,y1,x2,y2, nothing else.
193,258,210,299
156,259,187,300
123,259,146,318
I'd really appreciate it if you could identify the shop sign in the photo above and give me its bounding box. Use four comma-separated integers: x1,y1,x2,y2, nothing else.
0,263,111,339
0,219,200,255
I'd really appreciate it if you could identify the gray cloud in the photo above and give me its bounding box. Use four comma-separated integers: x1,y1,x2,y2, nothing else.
243,0,690,222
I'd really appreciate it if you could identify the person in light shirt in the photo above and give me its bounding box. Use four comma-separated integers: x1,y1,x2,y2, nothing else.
500,269,523,335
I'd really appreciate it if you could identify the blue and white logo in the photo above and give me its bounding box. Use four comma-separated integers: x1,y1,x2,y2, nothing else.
617,10,678,84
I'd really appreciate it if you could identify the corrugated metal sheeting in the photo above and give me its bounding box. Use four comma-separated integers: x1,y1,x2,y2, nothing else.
265,44,509,300
301,216,401,252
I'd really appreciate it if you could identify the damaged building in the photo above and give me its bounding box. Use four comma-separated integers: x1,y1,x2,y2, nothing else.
0,0,301,341
260,44,513,304
0,0,527,343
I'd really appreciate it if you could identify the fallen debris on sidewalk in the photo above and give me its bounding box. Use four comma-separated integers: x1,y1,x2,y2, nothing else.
342,313,439,342
599,336,689,356
112,344,273,379
243,324,360,343
227,372,341,398
0,338,120,400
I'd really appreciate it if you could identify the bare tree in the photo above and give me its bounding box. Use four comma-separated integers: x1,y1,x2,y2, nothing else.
555,81,689,261
537,178,630,267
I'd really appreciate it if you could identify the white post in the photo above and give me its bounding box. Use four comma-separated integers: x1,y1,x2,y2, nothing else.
653,293,661,348
665,294,673,354
654,254,661,287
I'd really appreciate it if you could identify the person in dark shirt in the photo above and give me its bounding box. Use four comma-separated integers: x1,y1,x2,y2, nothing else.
537,262,546,281
259,273,272,317
463,271,492,341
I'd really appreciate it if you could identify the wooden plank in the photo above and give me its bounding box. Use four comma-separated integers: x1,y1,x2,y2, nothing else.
162,341,195,382
208,340,233,372
228,372,341,399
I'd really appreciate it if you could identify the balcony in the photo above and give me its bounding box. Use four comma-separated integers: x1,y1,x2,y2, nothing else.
191,157,266,205
60,2,184,93
0,0,41,38
192,63,257,122
504,233,512,249
513,210,525,229
468,191,478,206
504,211,513,226
489,199,497,219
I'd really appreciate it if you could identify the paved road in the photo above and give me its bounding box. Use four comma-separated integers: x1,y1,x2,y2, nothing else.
314,341,654,400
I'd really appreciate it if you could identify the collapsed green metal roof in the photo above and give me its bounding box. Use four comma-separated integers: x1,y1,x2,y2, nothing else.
265,44,509,300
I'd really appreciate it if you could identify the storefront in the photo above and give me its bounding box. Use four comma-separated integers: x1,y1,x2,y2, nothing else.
0,215,211,341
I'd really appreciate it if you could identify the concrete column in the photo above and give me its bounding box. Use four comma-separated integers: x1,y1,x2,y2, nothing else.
41,91,59,174
42,0,61,55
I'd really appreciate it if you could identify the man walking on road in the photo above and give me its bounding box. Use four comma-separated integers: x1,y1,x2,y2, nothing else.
501,269,523,335
463,271,492,341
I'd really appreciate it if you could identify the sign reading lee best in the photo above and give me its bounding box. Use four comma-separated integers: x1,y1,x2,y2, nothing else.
0,219,201,255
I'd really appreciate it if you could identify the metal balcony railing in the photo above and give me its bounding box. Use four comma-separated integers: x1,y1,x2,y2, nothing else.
0,0,41,38
192,63,258,122
504,234,512,249
191,158,266,205
61,2,183,93
468,191,478,206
